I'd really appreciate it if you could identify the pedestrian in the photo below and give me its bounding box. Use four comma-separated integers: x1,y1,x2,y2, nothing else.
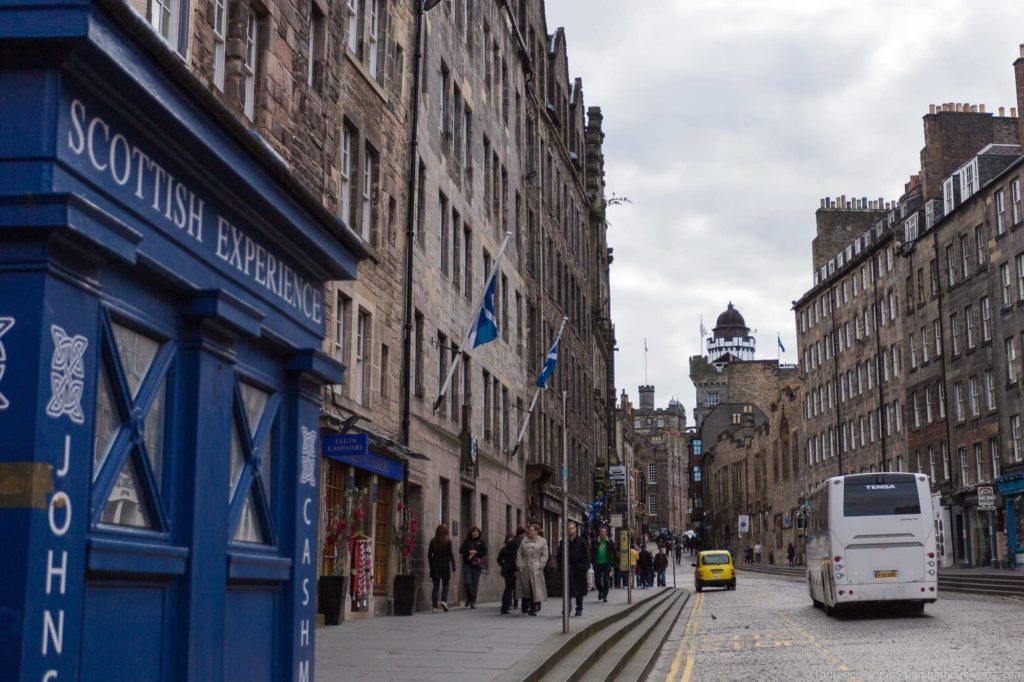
516,523,549,615
638,545,653,588
459,525,487,609
654,548,668,587
744,544,752,564
558,521,590,616
497,531,523,614
590,525,617,602
628,545,639,587
427,524,456,613
787,542,796,567
675,542,683,565
754,542,762,564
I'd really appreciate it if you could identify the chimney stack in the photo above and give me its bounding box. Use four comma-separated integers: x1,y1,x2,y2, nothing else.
1016,45,1024,146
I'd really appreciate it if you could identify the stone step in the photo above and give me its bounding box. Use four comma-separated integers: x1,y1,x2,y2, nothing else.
493,588,674,682
600,591,688,682
539,589,680,682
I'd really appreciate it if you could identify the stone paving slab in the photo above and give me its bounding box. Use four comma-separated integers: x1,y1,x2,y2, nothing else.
315,584,671,682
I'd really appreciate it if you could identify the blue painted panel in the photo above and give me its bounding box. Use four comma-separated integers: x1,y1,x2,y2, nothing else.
80,584,166,681
223,589,275,682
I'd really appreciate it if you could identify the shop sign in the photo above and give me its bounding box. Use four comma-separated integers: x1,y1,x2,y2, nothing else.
609,513,623,527
608,465,626,483
977,486,996,511
61,96,324,325
542,495,563,514
322,434,403,481
738,514,750,534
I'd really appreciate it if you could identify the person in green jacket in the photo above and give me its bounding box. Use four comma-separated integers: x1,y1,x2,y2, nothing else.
590,526,618,602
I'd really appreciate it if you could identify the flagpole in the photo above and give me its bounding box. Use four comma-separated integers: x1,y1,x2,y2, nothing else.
509,316,568,457
433,231,513,412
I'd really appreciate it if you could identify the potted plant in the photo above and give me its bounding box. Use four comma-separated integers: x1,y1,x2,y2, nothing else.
319,486,367,625
391,496,418,615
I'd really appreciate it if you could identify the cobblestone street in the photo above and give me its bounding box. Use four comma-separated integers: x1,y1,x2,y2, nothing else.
650,571,1024,682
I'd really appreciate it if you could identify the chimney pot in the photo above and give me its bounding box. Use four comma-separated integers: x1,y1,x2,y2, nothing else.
1000,106,1006,116
929,104,936,114
1019,43,1024,58
1013,107,1019,118
979,104,986,113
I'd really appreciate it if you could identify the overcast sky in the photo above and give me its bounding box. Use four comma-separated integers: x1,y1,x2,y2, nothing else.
545,0,1024,418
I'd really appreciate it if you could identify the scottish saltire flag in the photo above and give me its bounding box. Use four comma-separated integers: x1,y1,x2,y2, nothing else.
535,337,559,388
778,334,786,353
468,274,498,348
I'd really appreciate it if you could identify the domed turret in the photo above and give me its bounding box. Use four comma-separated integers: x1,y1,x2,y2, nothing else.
713,302,749,339
706,302,756,363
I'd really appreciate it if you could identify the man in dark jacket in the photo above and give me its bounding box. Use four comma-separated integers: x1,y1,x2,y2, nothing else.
590,525,618,602
558,521,590,616
637,546,654,588
654,548,669,586
497,527,526,614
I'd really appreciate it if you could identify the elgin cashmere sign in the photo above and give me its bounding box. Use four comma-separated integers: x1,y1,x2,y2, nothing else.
64,98,324,326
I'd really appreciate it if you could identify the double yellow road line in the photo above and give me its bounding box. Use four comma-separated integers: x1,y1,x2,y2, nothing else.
665,592,704,682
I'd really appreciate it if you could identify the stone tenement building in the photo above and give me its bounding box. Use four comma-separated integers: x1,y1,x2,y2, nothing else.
794,194,908,493
690,303,799,547
127,0,613,619
785,44,1024,569
614,391,655,542
402,0,613,613
634,385,689,537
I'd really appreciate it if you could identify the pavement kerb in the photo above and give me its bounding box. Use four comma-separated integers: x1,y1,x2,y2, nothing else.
491,587,682,682
738,563,1024,599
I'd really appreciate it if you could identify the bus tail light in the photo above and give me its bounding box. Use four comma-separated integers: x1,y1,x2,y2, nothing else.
929,587,935,592
833,556,842,562
927,552,935,559
921,588,926,592
838,590,845,595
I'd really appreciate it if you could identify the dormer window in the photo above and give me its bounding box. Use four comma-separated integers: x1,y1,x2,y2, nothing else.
943,176,956,216
904,213,919,243
959,158,979,200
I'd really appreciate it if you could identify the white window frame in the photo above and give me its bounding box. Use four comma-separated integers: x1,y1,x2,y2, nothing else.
648,494,657,516
340,128,354,226
367,0,381,78
1012,178,1022,226
149,0,184,54
981,297,992,341
212,0,228,90
996,189,1006,235
959,447,969,486
361,147,374,241
346,0,361,54
647,463,657,485
243,10,258,120
355,310,369,404
1014,415,1023,463
975,443,984,483
985,369,996,411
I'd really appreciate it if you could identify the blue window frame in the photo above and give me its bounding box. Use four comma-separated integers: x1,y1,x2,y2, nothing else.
91,309,174,534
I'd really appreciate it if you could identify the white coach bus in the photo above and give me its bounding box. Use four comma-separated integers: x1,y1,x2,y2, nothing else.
805,472,938,616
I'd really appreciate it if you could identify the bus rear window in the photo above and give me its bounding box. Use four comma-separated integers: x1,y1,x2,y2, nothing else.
843,480,921,516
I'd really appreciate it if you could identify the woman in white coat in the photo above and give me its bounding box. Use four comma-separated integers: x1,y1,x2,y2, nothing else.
516,523,548,615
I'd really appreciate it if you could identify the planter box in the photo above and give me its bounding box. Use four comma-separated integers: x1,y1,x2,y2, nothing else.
318,575,347,626
392,574,418,616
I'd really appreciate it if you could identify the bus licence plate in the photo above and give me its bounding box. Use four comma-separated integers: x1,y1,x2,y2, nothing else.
874,570,898,579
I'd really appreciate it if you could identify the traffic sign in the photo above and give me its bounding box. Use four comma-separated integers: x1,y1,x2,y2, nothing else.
738,514,750,534
610,513,623,527
977,485,996,511
608,465,627,483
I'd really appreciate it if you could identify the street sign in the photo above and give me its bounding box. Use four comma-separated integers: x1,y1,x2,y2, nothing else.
738,514,750,534
977,485,996,511
608,465,627,483
610,513,623,527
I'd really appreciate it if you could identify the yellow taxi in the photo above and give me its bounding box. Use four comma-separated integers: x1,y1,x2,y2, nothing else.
692,550,736,592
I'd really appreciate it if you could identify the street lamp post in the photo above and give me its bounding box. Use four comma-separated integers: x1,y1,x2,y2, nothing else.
561,390,570,634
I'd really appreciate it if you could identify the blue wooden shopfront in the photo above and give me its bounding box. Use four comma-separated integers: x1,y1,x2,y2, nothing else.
0,1,364,679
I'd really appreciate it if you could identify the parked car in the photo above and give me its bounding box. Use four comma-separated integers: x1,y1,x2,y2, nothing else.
692,550,736,592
